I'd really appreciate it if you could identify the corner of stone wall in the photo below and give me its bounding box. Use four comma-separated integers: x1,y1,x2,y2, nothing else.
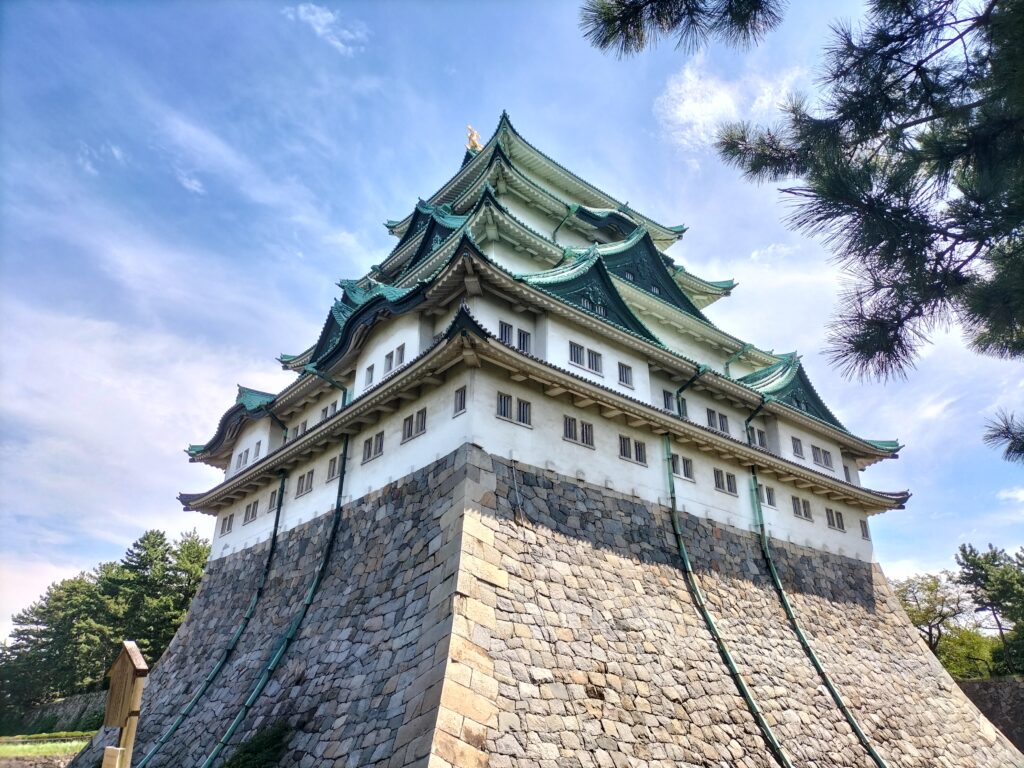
423,446,505,768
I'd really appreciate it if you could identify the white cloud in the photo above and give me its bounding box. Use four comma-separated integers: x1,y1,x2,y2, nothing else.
0,557,92,642
107,144,126,164
997,487,1024,504
655,55,804,154
282,3,368,56
175,169,206,195
0,300,303,637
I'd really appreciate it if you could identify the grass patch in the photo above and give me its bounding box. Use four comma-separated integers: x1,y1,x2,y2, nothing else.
0,731,95,742
0,739,89,757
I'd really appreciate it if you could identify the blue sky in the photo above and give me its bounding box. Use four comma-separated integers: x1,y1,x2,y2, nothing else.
1,1,1020,638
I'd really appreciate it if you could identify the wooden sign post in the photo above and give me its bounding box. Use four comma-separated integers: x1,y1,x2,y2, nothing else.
101,641,149,768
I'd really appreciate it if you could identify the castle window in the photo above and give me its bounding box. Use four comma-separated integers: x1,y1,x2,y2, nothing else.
581,296,594,312
811,445,834,468
563,415,577,442
453,386,467,415
860,519,871,540
395,343,405,365
569,341,585,366
791,495,813,521
295,469,314,497
362,432,384,463
243,500,259,525
596,304,607,317
517,329,531,354
268,489,277,511
516,399,532,426
327,453,343,481
220,513,234,536
402,407,428,442
757,484,777,506
496,392,513,420
563,415,594,448
618,435,646,464
634,440,647,465
580,421,594,447
713,468,737,495
299,420,307,435
624,269,635,281
843,464,852,482
706,408,729,435
618,362,633,387
329,400,338,416
650,284,661,296
791,437,804,458
663,390,688,418
384,351,394,373
587,349,602,374
826,507,846,531
747,427,767,448
618,435,631,459
254,441,261,459
365,364,374,387
671,454,694,480
499,321,513,345
321,406,329,422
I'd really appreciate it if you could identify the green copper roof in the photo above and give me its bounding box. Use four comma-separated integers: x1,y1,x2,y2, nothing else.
739,354,851,433
516,250,660,342
866,439,903,452
235,386,276,411
591,229,709,322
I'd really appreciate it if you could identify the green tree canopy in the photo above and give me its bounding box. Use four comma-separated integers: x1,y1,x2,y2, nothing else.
956,543,1024,672
892,571,970,651
581,0,1024,462
0,529,210,718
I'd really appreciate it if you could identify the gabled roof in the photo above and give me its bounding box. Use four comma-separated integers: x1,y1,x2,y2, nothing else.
739,355,901,454
186,386,276,464
306,280,423,372
387,112,686,249
517,250,660,342
571,227,710,323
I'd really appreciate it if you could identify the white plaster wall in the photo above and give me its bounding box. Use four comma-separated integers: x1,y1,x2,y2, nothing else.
486,239,550,277
226,421,274,480
638,321,730,372
210,365,874,562
544,315,651,399
778,420,844,480
352,313,421,397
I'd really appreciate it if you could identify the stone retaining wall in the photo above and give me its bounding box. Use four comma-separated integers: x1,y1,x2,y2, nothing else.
15,691,105,735
69,445,1022,767
959,677,1024,752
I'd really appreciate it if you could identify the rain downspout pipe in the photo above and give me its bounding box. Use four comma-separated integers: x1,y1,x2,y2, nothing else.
137,470,289,768
303,365,350,404
200,431,350,768
673,364,708,416
551,203,576,244
744,408,889,768
661,436,793,768
724,343,752,379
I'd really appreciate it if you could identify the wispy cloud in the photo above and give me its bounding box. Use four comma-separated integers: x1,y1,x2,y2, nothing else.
655,55,804,156
997,487,1024,504
175,169,206,195
281,4,368,56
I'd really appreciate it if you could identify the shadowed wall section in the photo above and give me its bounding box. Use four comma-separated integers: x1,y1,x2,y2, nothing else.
70,446,1021,767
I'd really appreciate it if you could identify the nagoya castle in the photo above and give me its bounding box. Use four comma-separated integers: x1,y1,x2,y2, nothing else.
73,115,1021,768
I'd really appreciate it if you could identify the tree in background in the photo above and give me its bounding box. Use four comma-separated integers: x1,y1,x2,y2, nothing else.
956,543,1024,673
0,530,210,717
892,571,970,651
581,0,1024,462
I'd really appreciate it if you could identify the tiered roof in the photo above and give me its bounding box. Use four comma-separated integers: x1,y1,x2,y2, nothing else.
188,113,904,500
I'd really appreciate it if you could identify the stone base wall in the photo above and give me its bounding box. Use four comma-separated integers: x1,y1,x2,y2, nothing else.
959,677,1024,752
12,691,105,735
69,445,1022,767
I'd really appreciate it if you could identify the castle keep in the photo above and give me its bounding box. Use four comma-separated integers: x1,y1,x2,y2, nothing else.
72,115,1022,767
